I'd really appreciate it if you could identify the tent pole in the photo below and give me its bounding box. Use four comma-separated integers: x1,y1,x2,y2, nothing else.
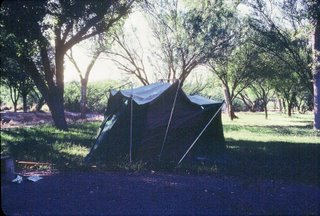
159,80,181,161
177,103,224,165
129,83,133,163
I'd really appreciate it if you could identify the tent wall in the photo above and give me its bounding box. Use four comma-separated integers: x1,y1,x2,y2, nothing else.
86,82,225,163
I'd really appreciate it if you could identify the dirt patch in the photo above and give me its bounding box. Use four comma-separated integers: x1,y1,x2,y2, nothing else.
2,171,319,215
0,111,103,128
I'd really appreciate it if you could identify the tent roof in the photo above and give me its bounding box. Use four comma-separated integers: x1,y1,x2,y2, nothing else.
110,82,222,105
111,82,171,105
187,95,221,106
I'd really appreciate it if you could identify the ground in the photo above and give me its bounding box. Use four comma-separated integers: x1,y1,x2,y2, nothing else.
1,111,319,215
2,171,319,215
0,111,103,128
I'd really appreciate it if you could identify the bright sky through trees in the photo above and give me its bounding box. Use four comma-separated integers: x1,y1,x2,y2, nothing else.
64,2,251,83
64,11,151,82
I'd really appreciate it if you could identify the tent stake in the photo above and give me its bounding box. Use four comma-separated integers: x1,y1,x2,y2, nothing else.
129,83,133,163
177,103,224,165
159,80,181,161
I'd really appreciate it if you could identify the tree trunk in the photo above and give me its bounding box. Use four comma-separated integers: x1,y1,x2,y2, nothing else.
47,89,68,130
288,107,292,117
282,99,286,114
22,93,28,112
13,102,17,113
314,72,320,129
313,18,320,130
36,97,45,112
288,99,293,117
9,87,19,112
20,49,68,130
80,79,88,119
239,93,255,112
49,48,68,130
264,101,268,119
223,87,237,120
262,90,268,119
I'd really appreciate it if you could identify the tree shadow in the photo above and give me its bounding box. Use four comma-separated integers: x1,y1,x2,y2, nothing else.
1,124,99,170
219,139,320,185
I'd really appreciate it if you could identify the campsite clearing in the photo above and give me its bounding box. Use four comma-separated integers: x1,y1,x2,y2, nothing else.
1,111,319,215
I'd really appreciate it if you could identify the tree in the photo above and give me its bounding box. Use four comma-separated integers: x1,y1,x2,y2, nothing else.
143,0,238,84
182,73,211,96
251,80,275,119
273,70,300,117
305,0,320,129
28,88,46,112
209,43,257,120
107,27,151,85
66,40,104,119
255,45,306,117
245,26,311,117
248,0,313,89
243,51,283,119
247,0,317,127
0,58,34,112
281,0,319,126
67,50,102,119
1,0,134,130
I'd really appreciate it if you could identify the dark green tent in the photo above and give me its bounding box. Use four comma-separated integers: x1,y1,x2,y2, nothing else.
85,81,225,164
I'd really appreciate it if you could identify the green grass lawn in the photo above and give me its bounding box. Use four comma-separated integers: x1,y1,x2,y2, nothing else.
220,112,319,185
1,122,100,170
223,112,319,144
1,112,319,184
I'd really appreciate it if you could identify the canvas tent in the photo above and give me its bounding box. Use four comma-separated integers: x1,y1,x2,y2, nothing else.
85,81,225,164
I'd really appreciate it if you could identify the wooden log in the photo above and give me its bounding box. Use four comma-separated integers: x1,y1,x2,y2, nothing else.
16,160,51,166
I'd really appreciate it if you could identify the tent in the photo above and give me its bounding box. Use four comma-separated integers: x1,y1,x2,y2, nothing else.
85,81,225,164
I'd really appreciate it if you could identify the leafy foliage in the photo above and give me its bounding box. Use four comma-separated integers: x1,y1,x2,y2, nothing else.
143,0,239,83
64,80,119,113
245,0,314,117
0,58,35,111
1,0,135,129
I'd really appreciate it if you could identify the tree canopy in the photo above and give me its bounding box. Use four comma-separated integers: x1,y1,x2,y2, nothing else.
143,0,239,84
1,0,135,130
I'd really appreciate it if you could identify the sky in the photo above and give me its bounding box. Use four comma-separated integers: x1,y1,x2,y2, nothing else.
64,11,150,83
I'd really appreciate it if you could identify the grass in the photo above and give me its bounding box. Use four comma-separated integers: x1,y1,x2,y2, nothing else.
219,111,319,185
1,122,100,171
223,112,319,143
1,112,319,184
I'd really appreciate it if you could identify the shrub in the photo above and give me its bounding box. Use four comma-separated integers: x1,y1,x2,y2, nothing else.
64,80,119,114
64,81,81,112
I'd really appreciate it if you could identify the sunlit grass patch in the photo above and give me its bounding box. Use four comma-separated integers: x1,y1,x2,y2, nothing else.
222,112,319,144
54,141,89,157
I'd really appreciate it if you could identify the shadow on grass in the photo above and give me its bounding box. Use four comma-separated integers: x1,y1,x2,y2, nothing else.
1,123,319,185
1,123,99,171
219,139,320,185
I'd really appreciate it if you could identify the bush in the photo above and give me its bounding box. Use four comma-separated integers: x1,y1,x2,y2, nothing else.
64,81,80,112
0,84,11,105
64,80,119,114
